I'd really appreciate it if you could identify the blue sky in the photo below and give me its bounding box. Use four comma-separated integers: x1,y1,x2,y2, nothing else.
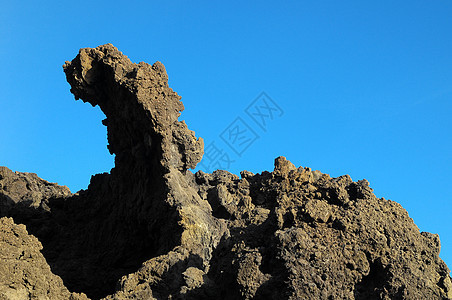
1,1,451,268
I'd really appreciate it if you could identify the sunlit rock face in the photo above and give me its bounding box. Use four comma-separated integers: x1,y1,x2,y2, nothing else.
0,44,451,300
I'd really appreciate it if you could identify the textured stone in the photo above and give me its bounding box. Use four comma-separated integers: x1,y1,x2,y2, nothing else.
0,217,87,300
0,166,71,213
0,44,450,299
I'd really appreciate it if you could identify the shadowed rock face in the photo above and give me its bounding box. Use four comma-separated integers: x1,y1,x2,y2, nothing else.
0,217,88,300
1,44,451,300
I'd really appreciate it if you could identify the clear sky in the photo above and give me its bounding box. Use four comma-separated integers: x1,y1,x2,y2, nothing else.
1,1,451,268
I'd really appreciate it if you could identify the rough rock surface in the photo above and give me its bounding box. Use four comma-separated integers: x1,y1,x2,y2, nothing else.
0,44,451,299
0,217,87,300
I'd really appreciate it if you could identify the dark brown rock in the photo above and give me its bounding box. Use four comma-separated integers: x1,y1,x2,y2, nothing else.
0,166,71,213
0,44,451,299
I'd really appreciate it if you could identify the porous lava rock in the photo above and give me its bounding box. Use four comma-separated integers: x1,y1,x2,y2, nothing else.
0,217,88,300
0,44,451,299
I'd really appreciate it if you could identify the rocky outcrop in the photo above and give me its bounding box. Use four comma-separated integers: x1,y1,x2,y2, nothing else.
0,44,451,299
0,166,71,213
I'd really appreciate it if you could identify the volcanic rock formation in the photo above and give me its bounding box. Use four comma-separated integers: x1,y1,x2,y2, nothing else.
0,44,451,299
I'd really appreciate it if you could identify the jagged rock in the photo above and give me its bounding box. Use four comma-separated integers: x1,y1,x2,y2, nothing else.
0,166,71,213
0,44,451,299
0,217,87,300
